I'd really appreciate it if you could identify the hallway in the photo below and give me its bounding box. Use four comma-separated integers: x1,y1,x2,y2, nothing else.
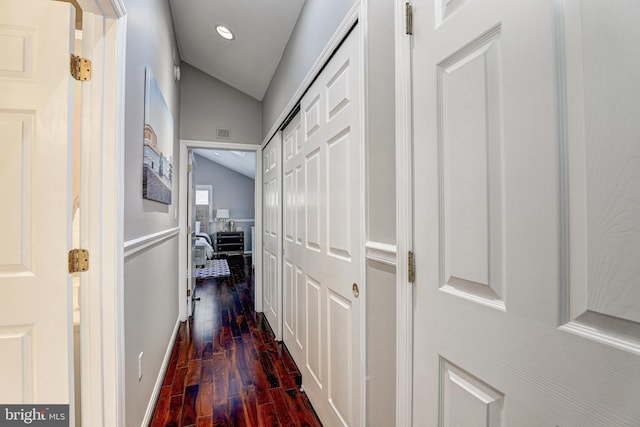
150,256,322,426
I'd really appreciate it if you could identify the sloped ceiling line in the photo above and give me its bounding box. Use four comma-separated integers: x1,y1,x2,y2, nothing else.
169,0,306,101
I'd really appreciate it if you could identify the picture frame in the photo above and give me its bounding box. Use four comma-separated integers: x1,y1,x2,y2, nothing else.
142,67,174,204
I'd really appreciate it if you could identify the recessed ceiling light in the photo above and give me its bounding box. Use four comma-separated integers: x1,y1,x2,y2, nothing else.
215,25,234,41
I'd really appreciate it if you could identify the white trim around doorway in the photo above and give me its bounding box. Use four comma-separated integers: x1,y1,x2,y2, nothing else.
75,0,128,425
394,0,413,425
178,140,262,321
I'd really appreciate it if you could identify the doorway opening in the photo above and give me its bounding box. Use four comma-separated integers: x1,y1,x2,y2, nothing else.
178,141,262,323
189,148,257,312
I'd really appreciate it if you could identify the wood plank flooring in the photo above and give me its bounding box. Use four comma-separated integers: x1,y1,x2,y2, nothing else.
150,255,323,427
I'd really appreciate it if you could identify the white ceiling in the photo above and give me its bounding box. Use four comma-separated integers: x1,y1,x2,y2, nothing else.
194,149,256,179
169,0,306,101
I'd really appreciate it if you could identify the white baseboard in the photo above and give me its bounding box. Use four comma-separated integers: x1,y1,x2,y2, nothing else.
141,317,181,427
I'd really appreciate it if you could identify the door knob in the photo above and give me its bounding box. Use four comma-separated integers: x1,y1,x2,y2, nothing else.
352,283,360,298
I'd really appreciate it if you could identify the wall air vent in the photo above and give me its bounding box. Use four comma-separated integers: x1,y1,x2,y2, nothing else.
216,128,231,139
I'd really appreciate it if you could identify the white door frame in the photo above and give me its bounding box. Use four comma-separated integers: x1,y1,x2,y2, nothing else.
394,1,413,426
186,151,196,318
178,140,263,321
75,0,127,425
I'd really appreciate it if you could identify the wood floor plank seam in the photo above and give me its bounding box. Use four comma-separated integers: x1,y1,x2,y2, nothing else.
150,255,322,427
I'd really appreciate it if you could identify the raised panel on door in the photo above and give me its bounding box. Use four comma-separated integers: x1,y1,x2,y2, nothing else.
561,0,640,352
0,113,33,270
305,148,322,252
438,26,504,308
295,266,305,352
263,182,270,237
269,253,277,320
296,165,305,246
439,360,503,427
270,178,278,237
263,248,271,309
326,130,352,261
284,260,294,337
0,327,33,403
306,274,323,389
327,290,353,426
0,0,75,403
285,170,295,243
410,0,640,425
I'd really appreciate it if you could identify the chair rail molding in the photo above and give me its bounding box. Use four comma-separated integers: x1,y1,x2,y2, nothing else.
123,227,180,259
365,241,397,267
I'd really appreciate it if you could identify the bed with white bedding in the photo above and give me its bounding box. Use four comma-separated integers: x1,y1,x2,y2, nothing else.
195,233,214,266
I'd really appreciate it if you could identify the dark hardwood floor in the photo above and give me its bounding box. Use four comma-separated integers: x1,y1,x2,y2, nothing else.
150,255,323,427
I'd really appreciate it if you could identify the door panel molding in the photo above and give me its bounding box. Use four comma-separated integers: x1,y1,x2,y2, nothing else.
557,0,640,356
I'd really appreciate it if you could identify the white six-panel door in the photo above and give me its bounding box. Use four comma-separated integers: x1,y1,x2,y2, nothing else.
0,0,76,404
262,134,283,340
410,0,640,425
282,25,363,427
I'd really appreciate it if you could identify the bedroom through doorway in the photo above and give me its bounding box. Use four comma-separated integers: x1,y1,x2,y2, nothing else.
179,142,261,322
191,148,257,281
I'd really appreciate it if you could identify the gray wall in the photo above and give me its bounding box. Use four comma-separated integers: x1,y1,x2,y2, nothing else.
261,0,357,137
366,0,397,422
194,153,256,220
122,0,181,424
366,260,397,427
180,63,262,144
367,0,396,245
367,0,396,427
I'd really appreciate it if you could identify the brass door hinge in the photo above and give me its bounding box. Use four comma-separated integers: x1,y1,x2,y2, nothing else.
405,2,413,35
188,164,192,173
408,250,415,282
69,249,89,273
70,55,91,81
187,226,192,234
187,289,191,297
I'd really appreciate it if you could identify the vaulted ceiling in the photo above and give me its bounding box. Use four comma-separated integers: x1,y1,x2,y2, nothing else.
194,149,256,179
169,0,306,101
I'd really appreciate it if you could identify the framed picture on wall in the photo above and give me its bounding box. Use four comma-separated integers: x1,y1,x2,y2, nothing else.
142,67,174,204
